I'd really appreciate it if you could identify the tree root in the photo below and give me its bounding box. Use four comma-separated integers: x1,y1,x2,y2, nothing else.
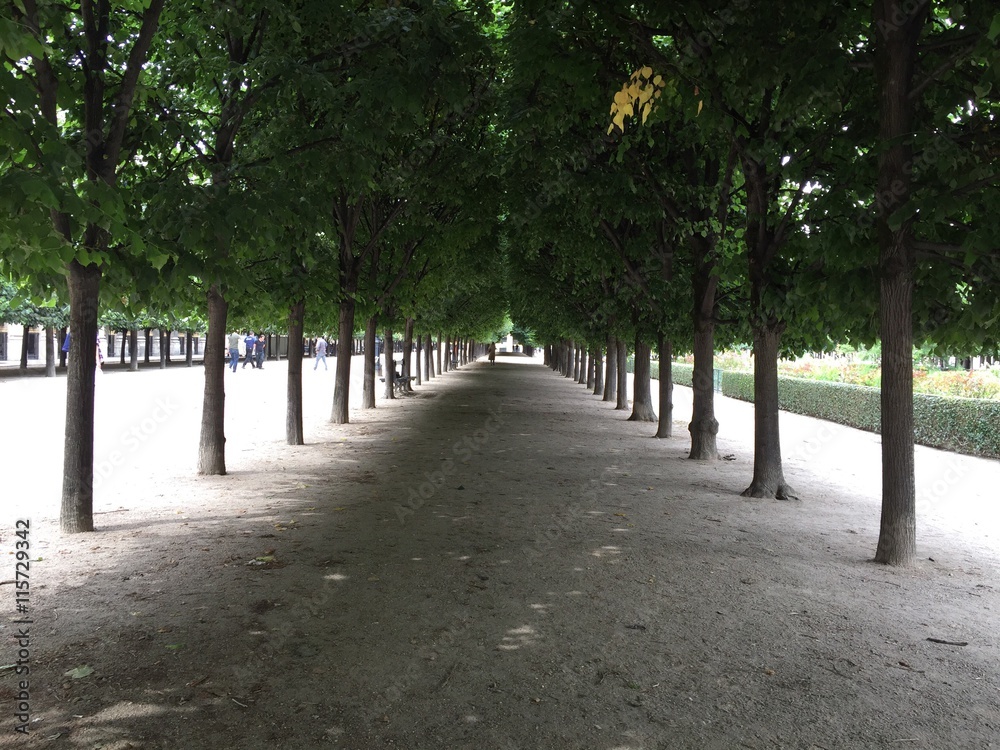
741,480,799,501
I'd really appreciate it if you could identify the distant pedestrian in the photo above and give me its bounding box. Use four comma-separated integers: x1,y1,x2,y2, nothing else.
488,342,496,365
255,334,266,369
228,331,240,372
242,332,256,368
314,336,328,371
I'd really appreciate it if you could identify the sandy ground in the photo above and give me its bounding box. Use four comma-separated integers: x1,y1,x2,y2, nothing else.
1,353,998,749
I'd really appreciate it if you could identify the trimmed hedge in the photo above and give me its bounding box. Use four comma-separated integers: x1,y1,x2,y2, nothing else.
643,361,693,384
718,370,1000,459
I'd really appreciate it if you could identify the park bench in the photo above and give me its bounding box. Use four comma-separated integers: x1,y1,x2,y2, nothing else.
379,361,416,395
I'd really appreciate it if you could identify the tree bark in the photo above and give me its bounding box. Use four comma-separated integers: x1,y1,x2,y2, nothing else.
436,332,443,374
19,326,29,369
286,299,305,445
629,336,657,422
615,338,629,411
159,329,168,369
185,331,193,366
60,260,101,533
332,298,356,424
415,332,423,385
569,341,578,380
426,333,434,379
873,0,926,566
689,284,719,458
120,331,126,365
593,346,604,396
586,347,596,389
603,336,617,402
362,314,378,409
129,329,138,371
403,317,415,391
579,346,589,385
657,334,673,438
44,326,56,377
384,328,395,399
741,323,796,499
197,285,228,475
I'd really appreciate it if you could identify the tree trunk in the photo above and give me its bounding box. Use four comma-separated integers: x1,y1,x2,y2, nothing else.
286,299,305,445
106,330,115,358
144,328,151,364
19,326,29,369
332,298,356,424
873,0,926,566
426,333,434,379
119,332,126,365
60,260,101,533
616,338,629,411
436,331,443,374
689,301,719,459
44,326,56,377
629,336,657,422
185,331,193,366
362,314,377,409
657,334,673,438
129,329,138,371
159,329,168,369
593,346,604,396
403,317,415,391
415,331,423,386
569,341,578,379
197,285,228,475
586,347,596,389
384,328,395,399
741,323,795,500
603,336,617,402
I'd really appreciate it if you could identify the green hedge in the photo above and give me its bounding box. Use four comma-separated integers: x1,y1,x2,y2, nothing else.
719,371,1000,459
645,360,693,385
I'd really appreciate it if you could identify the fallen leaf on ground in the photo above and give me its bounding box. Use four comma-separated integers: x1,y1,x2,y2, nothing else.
65,665,94,679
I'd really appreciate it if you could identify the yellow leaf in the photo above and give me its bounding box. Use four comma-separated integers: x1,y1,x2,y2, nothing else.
697,100,703,116
641,105,651,124
653,75,663,86
638,87,652,105
640,66,652,78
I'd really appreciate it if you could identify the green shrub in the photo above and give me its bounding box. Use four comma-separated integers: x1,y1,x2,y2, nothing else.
721,372,1000,459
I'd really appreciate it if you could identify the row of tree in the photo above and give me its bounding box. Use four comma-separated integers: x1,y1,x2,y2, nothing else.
501,0,999,566
3,1,997,566
1,1,509,534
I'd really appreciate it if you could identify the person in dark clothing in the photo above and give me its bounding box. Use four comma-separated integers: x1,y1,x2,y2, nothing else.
242,332,257,368
255,334,266,369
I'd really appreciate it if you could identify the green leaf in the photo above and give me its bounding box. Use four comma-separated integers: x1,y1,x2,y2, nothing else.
65,665,94,679
988,13,1000,41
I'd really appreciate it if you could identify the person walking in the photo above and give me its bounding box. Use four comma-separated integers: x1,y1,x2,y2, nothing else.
255,333,266,369
228,331,240,372
314,336,328,371
242,332,257,368
488,341,496,365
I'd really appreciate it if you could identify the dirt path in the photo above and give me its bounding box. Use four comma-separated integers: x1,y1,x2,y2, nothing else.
2,355,999,749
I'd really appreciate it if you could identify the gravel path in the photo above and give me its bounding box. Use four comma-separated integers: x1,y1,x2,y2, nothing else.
2,354,998,749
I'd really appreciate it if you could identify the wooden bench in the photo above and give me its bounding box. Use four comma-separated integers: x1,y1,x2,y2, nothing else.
379,362,416,395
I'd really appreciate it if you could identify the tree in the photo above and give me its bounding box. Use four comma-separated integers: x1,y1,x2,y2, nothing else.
4,0,167,532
